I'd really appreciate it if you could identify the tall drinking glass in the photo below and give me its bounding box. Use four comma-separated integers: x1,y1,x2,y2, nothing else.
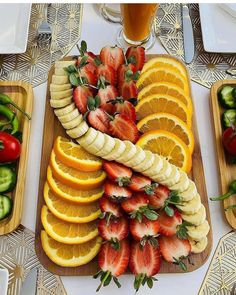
117,4,158,50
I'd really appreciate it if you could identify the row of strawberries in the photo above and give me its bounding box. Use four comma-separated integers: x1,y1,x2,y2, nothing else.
94,161,192,292
66,41,145,143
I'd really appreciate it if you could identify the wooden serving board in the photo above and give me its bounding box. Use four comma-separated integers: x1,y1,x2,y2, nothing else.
0,81,33,235
211,80,236,229
35,55,212,276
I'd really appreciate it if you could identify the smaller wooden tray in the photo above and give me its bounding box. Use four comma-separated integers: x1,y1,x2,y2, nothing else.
210,80,236,229
0,81,33,235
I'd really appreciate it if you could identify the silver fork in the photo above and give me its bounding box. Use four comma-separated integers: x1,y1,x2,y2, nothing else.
37,4,52,46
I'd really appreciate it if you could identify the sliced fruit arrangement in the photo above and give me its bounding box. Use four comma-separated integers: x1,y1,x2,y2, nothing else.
93,160,209,292
136,57,194,173
41,136,105,267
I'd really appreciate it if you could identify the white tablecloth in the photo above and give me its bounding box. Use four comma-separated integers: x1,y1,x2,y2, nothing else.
22,4,230,295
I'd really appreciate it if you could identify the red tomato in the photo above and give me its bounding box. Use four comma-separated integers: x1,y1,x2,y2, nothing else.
223,127,236,156
0,131,21,162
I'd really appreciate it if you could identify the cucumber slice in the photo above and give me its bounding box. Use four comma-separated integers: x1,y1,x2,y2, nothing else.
0,166,17,193
222,109,236,128
0,194,13,220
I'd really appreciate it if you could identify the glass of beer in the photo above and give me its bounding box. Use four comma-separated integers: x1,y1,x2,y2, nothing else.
117,4,158,49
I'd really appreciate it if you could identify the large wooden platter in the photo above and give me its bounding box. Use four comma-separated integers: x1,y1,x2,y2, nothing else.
35,55,212,276
211,80,236,229
0,81,33,235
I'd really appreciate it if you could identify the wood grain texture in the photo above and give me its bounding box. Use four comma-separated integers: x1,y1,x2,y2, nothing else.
0,81,33,235
210,80,236,229
35,55,212,276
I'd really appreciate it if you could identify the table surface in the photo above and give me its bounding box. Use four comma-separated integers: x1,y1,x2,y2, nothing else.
21,4,231,295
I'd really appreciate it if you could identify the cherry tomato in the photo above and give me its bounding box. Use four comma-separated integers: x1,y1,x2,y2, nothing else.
223,127,236,156
0,131,21,162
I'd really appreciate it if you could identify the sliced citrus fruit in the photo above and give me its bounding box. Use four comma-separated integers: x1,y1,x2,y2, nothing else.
54,136,102,172
136,130,192,173
137,81,192,109
135,94,192,127
142,56,188,78
47,167,103,204
41,230,102,267
50,150,106,190
41,205,98,244
136,67,189,94
137,113,194,154
44,182,101,223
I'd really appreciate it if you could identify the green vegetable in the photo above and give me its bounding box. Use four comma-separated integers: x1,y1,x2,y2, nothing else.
218,86,236,109
210,180,236,201
0,105,19,134
0,166,17,193
0,194,13,220
0,93,31,120
222,109,236,128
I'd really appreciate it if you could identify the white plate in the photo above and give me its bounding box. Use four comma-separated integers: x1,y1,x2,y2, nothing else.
0,269,8,295
0,4,31,54
199,3,236,53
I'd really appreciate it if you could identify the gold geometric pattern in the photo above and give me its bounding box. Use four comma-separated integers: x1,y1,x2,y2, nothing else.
0,3,83,87
199,231,236,294
155,4,236,88
0,225,67,295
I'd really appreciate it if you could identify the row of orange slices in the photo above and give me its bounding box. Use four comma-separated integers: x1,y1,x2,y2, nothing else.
134,56,194,173
40,136,107,267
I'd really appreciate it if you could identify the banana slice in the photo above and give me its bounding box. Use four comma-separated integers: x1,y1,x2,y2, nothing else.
54,103,75,117
170,171,189,192
179,180,197,202
50,89,73,100
151,158,172,182
52,75,69,85
55,60,76,68
142,154,164,177
125,146,146,167
58,108,79,123
132,150,155,172
96,134,116,157
189,237,208,254
116,140,137,163
55,68,68,76
187,220,210,241
50,83,71,91
77,127,98,147
62,114,83,130
66,121,89,139
181,204,206,226
177,193,201,215
160,165,181,187
50,96,72,108
104,138,126,161
85,131,106,154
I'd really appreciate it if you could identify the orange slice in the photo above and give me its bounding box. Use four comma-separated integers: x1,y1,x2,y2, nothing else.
41,230,102,267
137,82,192,110
136,130,192,173
135,94,192,127
41,205,98,244
47,167,103,204
54,136,102,172
142,56,188,78
44,182,101,223
50,150,106,190
136,67,189,94
137,113,194,154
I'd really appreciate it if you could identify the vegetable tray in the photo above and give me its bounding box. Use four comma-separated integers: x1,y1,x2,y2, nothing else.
0,81,33,235
35,55,212,276
211,80,236,229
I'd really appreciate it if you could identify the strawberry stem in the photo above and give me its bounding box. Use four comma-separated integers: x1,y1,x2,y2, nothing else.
96,271,111,292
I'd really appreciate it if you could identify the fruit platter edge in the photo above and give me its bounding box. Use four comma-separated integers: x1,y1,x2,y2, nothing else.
0,81,33,235
35,54,213,276
210,80,236,229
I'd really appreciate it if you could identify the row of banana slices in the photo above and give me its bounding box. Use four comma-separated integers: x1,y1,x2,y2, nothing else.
49,60,209,254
